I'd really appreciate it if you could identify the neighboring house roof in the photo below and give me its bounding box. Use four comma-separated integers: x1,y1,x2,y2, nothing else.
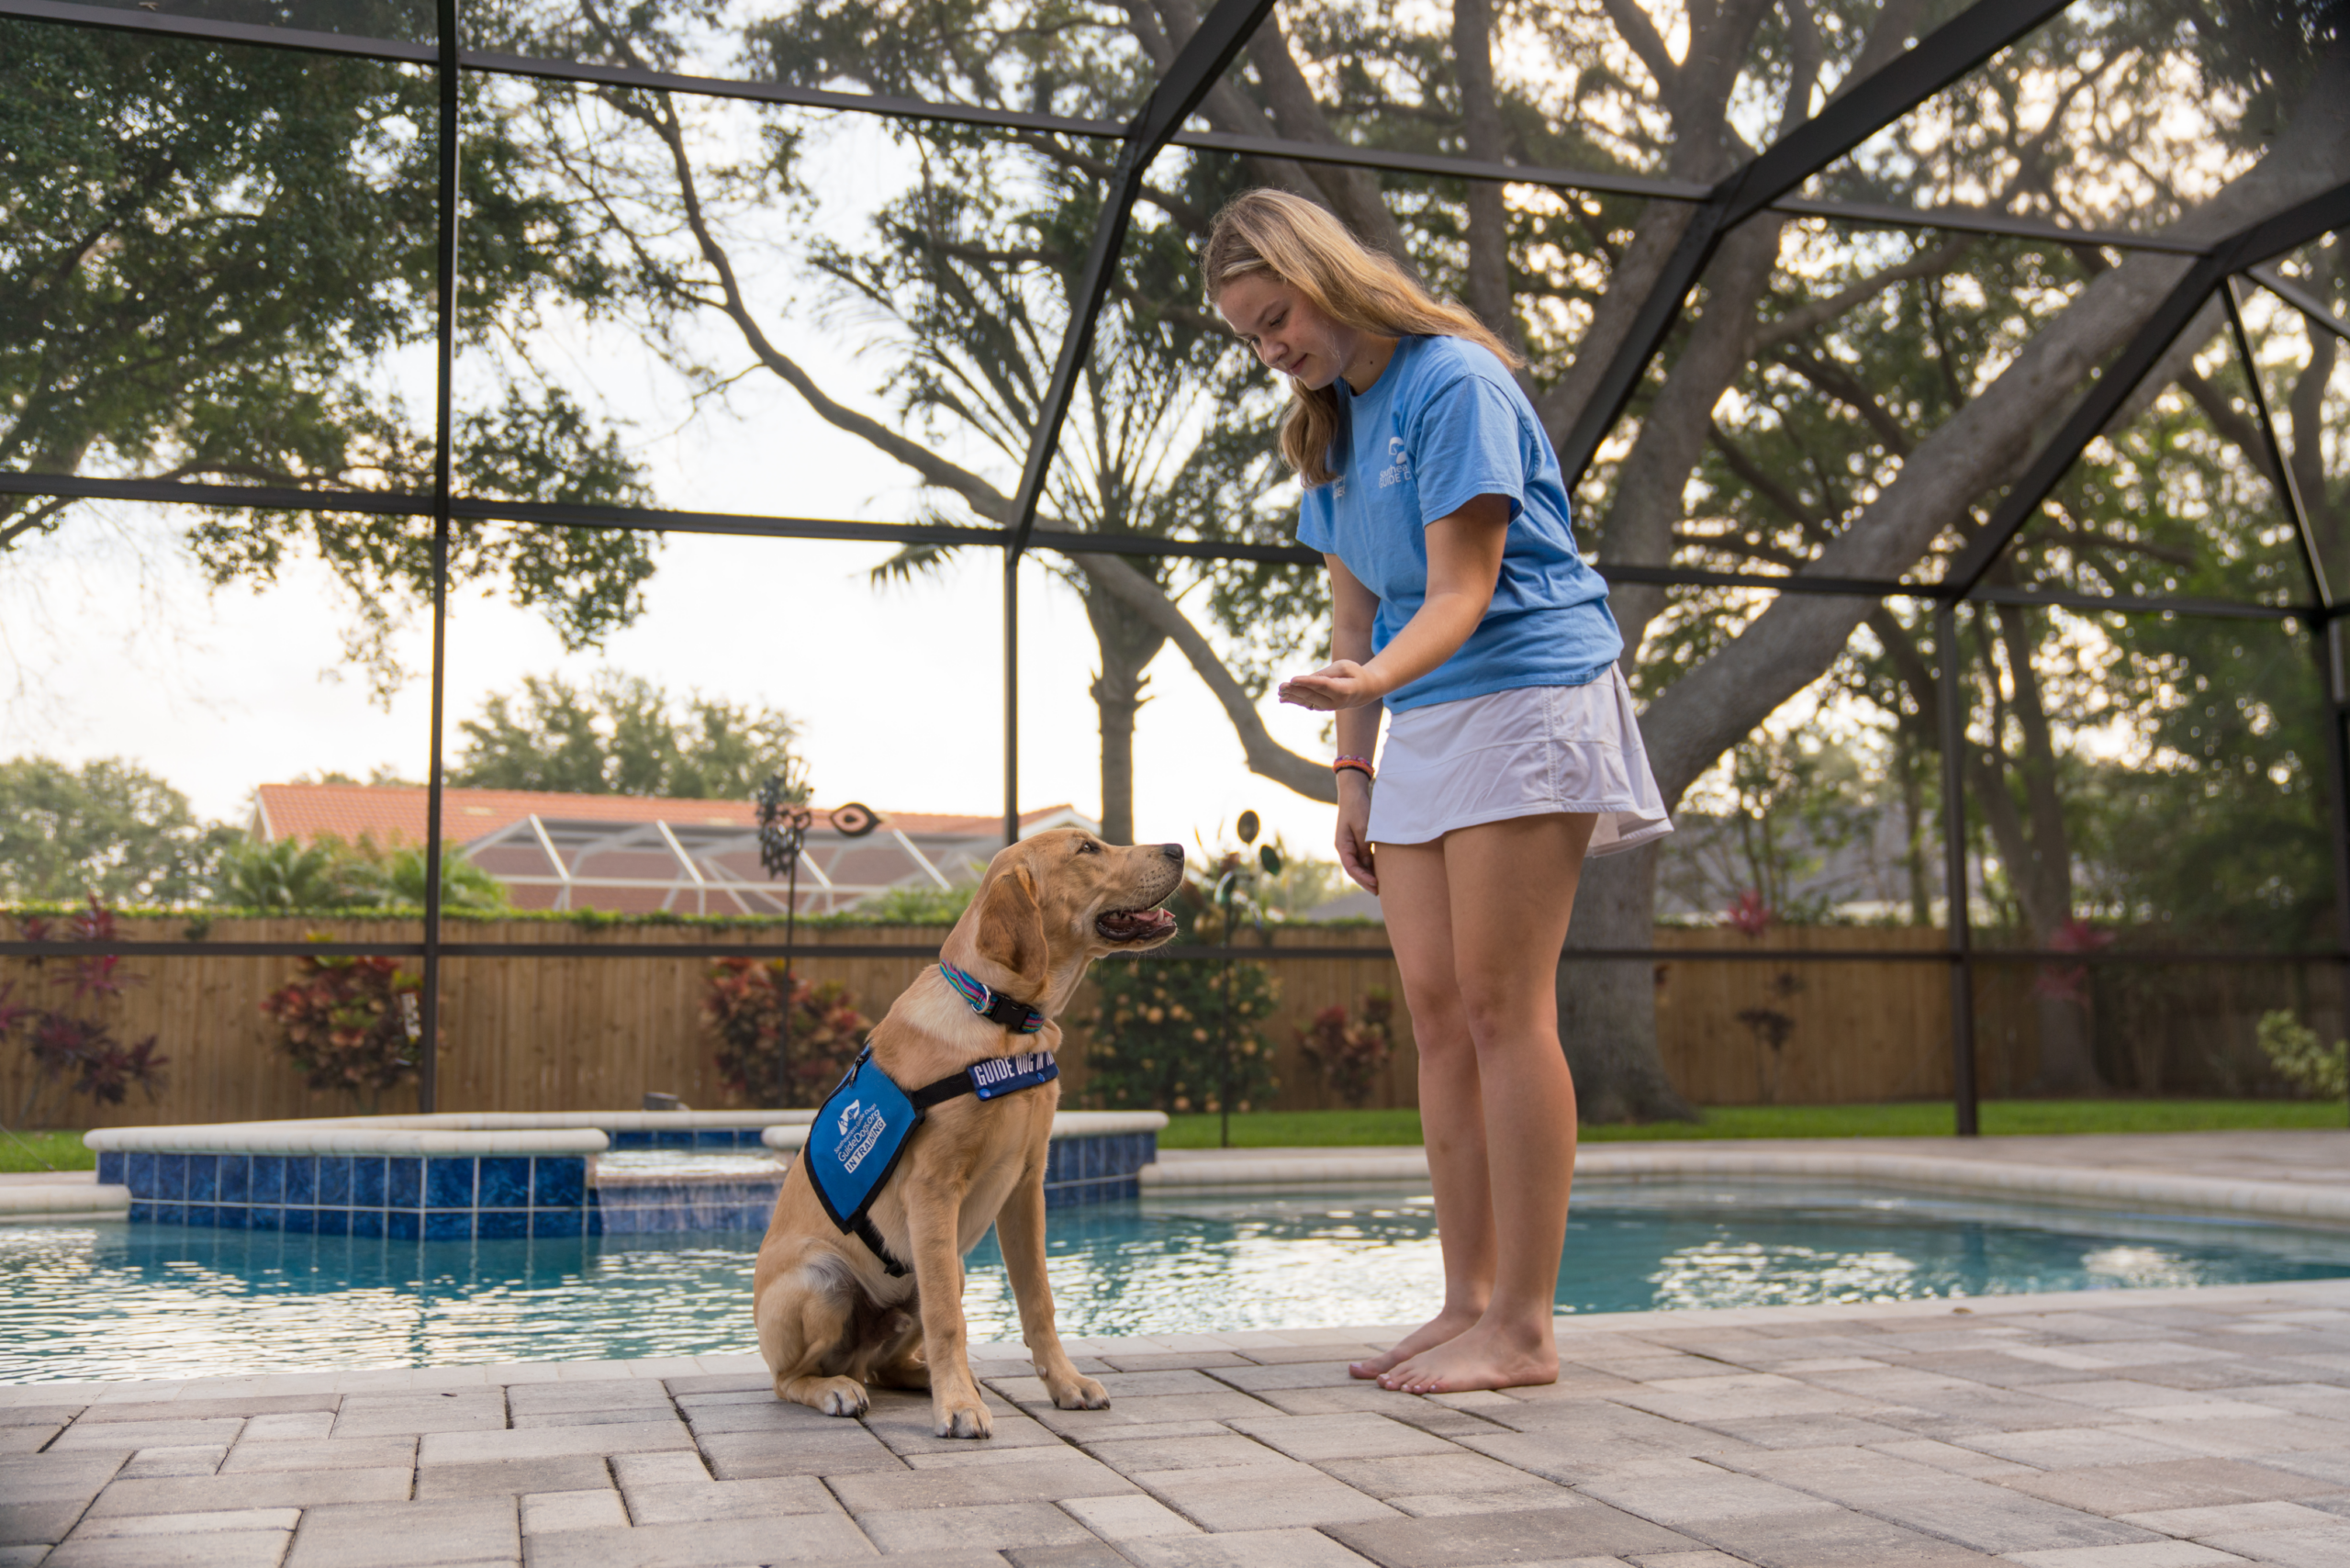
247,784,1096,915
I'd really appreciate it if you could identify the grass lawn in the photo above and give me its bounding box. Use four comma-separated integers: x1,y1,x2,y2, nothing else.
0,1130,95,1173
1157,1099,2350,1148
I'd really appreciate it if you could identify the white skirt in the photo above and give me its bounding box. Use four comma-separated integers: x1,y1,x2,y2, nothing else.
1365,667,1673,855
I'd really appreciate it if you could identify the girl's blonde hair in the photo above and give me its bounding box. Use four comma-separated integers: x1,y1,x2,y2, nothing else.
1203,188,1522,487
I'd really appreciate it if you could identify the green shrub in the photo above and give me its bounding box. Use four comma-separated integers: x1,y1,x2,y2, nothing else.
701,958,871,1107
1296,990,1395,1108
1084,958,1279,1113
2257,1010,2348,1099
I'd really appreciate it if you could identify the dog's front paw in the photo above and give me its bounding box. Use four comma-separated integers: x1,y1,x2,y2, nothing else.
934,1398,993,1439
1048,1374,1110,1411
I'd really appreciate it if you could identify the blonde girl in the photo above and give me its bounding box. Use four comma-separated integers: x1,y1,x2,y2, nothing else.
1205,189,1670,1394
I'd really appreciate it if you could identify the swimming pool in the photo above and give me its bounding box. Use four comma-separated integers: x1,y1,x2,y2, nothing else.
6,1182,2349,1383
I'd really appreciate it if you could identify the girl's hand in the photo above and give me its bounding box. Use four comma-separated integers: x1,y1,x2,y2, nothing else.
1279,660,1385,711
1335,774,1377,893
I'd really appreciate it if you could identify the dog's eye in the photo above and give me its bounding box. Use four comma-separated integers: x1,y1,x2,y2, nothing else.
1076,841,1100,855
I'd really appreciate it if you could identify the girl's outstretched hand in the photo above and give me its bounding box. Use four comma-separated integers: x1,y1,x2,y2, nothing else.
1279,660,1384,711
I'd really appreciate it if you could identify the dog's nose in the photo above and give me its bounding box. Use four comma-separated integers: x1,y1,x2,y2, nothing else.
1159,843,1184,863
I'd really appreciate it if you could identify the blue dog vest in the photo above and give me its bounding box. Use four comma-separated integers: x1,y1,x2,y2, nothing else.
804,1043,1059,1276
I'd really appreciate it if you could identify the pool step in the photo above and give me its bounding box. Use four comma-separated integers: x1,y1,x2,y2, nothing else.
0,1174,130,1223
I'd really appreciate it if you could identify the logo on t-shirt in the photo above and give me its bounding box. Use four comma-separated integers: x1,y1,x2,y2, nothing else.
1378,436,1411,489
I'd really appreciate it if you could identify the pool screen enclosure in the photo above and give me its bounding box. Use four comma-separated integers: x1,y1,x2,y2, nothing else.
2,0,2347,1131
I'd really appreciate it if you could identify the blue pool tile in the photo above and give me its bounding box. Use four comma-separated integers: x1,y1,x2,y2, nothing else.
285,1159,317,1207
609,1130,654,1150
156,1203,186,1226
531,1208,582,1238
319,1157,352,1207
586,1208,603,1238
352,1156,387,1208
478,1159,530,1210
214,1203,248,1230
218,1156,250,1204
386,1159,421,1210
125,1151,153,1195
97,1152,123,1186
185,1157,218,1204
425,1159,475,1210
157,1155,187,1201
185,1204,218,1227
282,1207,316,1235
351,1209,384,1238
424,1211,472,1241
314,1208,349,1238
386,1210,420,1241
248,1206,283,1232
476,1210,529,1240
250,1155,285,1204
532,1159,584,1209
128,1202,153,1224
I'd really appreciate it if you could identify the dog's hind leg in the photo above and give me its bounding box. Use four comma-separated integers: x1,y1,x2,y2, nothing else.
757,1256,870,1417
865,1305,930,1391
995,1159,1108,1411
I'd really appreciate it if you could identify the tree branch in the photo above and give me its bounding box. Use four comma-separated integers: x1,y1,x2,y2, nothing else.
1074,551,1337,802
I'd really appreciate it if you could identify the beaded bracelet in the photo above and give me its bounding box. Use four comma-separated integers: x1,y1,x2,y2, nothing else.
1333,756,1374,783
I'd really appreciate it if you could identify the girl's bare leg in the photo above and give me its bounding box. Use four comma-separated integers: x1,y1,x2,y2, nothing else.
1348,836,1492,1379
1380,812,1593,1394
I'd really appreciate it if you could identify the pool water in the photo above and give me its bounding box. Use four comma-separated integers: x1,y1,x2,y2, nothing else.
6,1183,2349,1383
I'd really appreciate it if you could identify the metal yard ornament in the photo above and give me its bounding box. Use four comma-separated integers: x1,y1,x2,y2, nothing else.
755,778,879,1106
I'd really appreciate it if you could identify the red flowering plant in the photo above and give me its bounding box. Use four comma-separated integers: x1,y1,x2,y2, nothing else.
260,952,438,1114
1295,991,1396,1109
4,896,169,1126
700,958,872,1108
1724,890,1775,937
2032,917,2114,1005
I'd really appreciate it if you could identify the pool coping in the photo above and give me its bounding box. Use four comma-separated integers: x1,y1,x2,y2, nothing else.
22,1131,2350,1228
7,1272,2350,1400
1145,1143,2350,1229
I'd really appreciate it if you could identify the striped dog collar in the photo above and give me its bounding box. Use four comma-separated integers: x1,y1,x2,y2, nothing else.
940,961,1046,1035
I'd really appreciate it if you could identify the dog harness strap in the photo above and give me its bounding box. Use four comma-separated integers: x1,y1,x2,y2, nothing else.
940,962,1047,1035
851,1210,909,1277
910,1050,1060,1109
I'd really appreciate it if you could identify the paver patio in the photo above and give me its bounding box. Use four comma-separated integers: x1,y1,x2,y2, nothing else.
8,1276,2350,1567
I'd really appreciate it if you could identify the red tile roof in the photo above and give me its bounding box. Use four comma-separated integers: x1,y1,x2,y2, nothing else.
250,784,1082,847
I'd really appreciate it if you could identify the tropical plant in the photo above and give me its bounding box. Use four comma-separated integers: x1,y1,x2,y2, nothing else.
1084,958,1279,1114
210,835,511,912
258,953,436,1114
3,898,169,1126
700,959,872,1107
1295,991,1394,1109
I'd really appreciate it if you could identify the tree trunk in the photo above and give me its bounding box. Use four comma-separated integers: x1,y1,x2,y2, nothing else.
1560,841,1697,1122
1082,588,1168,845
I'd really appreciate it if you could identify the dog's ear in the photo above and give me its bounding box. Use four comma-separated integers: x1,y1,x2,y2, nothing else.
974,864,1050,992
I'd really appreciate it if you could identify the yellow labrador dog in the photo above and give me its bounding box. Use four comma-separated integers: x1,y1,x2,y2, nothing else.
752,830,1182,1438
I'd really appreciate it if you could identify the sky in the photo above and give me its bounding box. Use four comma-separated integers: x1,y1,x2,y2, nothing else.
0,96,1351,863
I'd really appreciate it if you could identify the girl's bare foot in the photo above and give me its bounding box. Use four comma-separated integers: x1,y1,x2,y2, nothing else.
1377,1319,1557,1394
1349,1305,1483,1380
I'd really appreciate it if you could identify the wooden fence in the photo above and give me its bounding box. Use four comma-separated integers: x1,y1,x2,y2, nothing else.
2,918,2320,1127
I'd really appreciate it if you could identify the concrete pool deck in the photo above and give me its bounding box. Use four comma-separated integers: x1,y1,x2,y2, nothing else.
9,1130,2350,1565
10,1280,2350,1566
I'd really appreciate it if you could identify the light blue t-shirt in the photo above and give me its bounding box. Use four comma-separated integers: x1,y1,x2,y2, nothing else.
1295,335,1620,712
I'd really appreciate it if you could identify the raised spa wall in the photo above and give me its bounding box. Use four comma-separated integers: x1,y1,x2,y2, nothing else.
85,1111,1164,1238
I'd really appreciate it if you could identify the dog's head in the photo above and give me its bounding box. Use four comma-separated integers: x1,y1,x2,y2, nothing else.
946,831,1184,1013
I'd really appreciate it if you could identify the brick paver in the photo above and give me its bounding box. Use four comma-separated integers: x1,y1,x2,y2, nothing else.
6,1280,2350,1564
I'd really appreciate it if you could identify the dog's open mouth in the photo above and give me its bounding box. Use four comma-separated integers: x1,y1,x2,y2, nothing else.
1095,906,1179,944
